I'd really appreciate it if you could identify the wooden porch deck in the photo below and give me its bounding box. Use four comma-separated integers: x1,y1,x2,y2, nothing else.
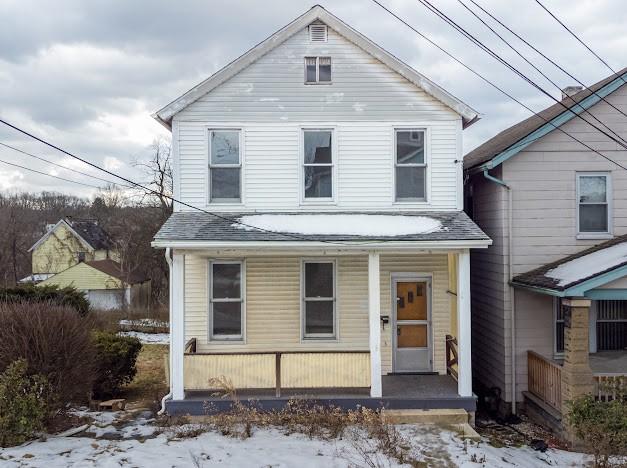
166,374,475,415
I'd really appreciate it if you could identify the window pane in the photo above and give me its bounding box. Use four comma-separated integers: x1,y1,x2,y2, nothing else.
319,58,331,82
396,166,425,200
579,204,608,232
579,176,607,203
305,57,317,82
304,166,332,198
305,262,333,297
213,302,241,336
212,263,241,299
211,168,240,200
304,131,332,164
211,131,240,165
396,131,425,164
305,300,334,335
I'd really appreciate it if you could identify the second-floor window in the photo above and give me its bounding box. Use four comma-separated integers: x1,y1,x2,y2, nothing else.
303,129,333,200
577,172,610,235
395,129,426,201
209,130,241,203
305,57,331,83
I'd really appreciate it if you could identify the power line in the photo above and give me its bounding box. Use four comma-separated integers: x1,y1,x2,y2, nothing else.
0,117,388,246
533,0,624,82
455,0,627,146
465,0,627,122
368,0,627,171
0,141,134,189
415,0,627,154
0,157,104,189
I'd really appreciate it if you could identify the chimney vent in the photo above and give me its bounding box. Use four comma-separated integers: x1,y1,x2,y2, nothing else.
562,86,583,100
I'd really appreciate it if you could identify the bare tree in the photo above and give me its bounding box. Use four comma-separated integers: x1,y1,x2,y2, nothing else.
134,138,173,216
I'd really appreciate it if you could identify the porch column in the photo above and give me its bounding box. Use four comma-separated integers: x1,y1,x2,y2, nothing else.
456,250,472,397
171,252,185,400
368,251,382,397
560,298,594,417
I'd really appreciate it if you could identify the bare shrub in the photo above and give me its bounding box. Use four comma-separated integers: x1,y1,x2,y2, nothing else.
0,301,95,408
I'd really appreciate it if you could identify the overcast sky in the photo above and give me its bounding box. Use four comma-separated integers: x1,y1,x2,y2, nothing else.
0,0,625,198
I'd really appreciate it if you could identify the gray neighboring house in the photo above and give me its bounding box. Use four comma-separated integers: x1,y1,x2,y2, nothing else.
464,69,627,433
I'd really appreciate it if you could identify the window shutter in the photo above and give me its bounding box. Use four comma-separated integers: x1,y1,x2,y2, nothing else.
309,24,328,42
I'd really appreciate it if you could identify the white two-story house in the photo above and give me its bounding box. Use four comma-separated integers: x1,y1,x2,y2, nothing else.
152,5,490,416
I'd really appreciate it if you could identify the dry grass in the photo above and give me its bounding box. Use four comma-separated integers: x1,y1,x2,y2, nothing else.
92,306,169,334
120,344,168,410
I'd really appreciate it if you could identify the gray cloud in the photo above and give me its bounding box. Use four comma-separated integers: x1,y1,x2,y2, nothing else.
1,0,625,196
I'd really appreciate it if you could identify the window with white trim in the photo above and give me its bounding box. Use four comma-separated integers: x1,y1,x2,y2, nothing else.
209,261,243,340
577,173,610,235
302,261,336,339
209,130,241,203
303,129,333,199
395,129,426,201
305,57,331,83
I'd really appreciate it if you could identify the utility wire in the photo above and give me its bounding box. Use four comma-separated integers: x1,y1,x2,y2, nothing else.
0,141,134,189
0,157,104,189
415,0,627,154
533,0,624,83
466,0,627,122
368,0,627,171
456,0,627,146
0,117,390,246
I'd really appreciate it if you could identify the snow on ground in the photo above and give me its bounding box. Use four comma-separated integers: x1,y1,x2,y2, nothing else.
0,411,592,468
118,330,169,344
234,214,442,237
546,241,627,286
119,318,168,328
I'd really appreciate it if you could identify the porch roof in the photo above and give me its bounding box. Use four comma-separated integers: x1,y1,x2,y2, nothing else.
152,211,490,249
512,234,627,297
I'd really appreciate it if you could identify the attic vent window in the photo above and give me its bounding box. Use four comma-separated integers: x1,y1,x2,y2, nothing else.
309,24,328,42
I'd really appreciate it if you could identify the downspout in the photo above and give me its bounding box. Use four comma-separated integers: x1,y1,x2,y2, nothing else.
482,169,517,414
158,247,173,415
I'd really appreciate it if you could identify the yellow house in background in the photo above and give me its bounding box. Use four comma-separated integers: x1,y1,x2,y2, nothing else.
21,218,151,310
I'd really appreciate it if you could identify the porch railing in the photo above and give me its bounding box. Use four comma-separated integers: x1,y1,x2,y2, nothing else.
184,350,371,397
527,351,562,412
445,334,458,380
593,374,626,402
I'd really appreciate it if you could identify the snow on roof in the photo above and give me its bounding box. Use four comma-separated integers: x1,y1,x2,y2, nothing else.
545,242,627,287
233,214,442,237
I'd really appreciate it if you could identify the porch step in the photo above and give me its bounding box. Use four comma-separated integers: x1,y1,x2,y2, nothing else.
382,408,469,425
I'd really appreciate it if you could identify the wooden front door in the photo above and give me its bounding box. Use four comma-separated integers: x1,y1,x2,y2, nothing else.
393,279,431,372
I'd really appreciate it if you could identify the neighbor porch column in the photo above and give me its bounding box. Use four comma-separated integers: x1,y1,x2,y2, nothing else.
560,298,594,418
368,251,382,398
171,251,186,400
456,250,472,397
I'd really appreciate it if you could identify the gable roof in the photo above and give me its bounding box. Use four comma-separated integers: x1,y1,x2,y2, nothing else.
512,234,627,296
153,5,479,129
464,67,627,172
29,218,116,253
86,259,148,285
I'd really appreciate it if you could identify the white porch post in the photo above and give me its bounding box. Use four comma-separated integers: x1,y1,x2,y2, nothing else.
456,249,472,397
171,252,185,400
368,251,382,397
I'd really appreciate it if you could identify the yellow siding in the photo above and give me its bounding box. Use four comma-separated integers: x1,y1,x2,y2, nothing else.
184,354,275,389
183,253,452,386
38,262,122,290
32,223,117,273
282,353,370,388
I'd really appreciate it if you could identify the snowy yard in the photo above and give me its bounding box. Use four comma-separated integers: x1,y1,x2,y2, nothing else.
0,410,592,467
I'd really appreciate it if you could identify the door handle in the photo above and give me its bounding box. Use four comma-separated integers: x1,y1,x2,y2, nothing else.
397,326,401,336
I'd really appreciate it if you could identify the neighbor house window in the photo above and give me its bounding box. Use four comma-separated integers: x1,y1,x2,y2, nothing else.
77,251,86,263
302,261,336,339
395,129,426,201
209,261,244,340
303,129,333,199
577,173,610,235
305,57,331,83
554,299,565,355
209,130,241,202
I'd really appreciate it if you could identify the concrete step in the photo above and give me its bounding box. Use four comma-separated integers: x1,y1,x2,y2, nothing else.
382,408,469,425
